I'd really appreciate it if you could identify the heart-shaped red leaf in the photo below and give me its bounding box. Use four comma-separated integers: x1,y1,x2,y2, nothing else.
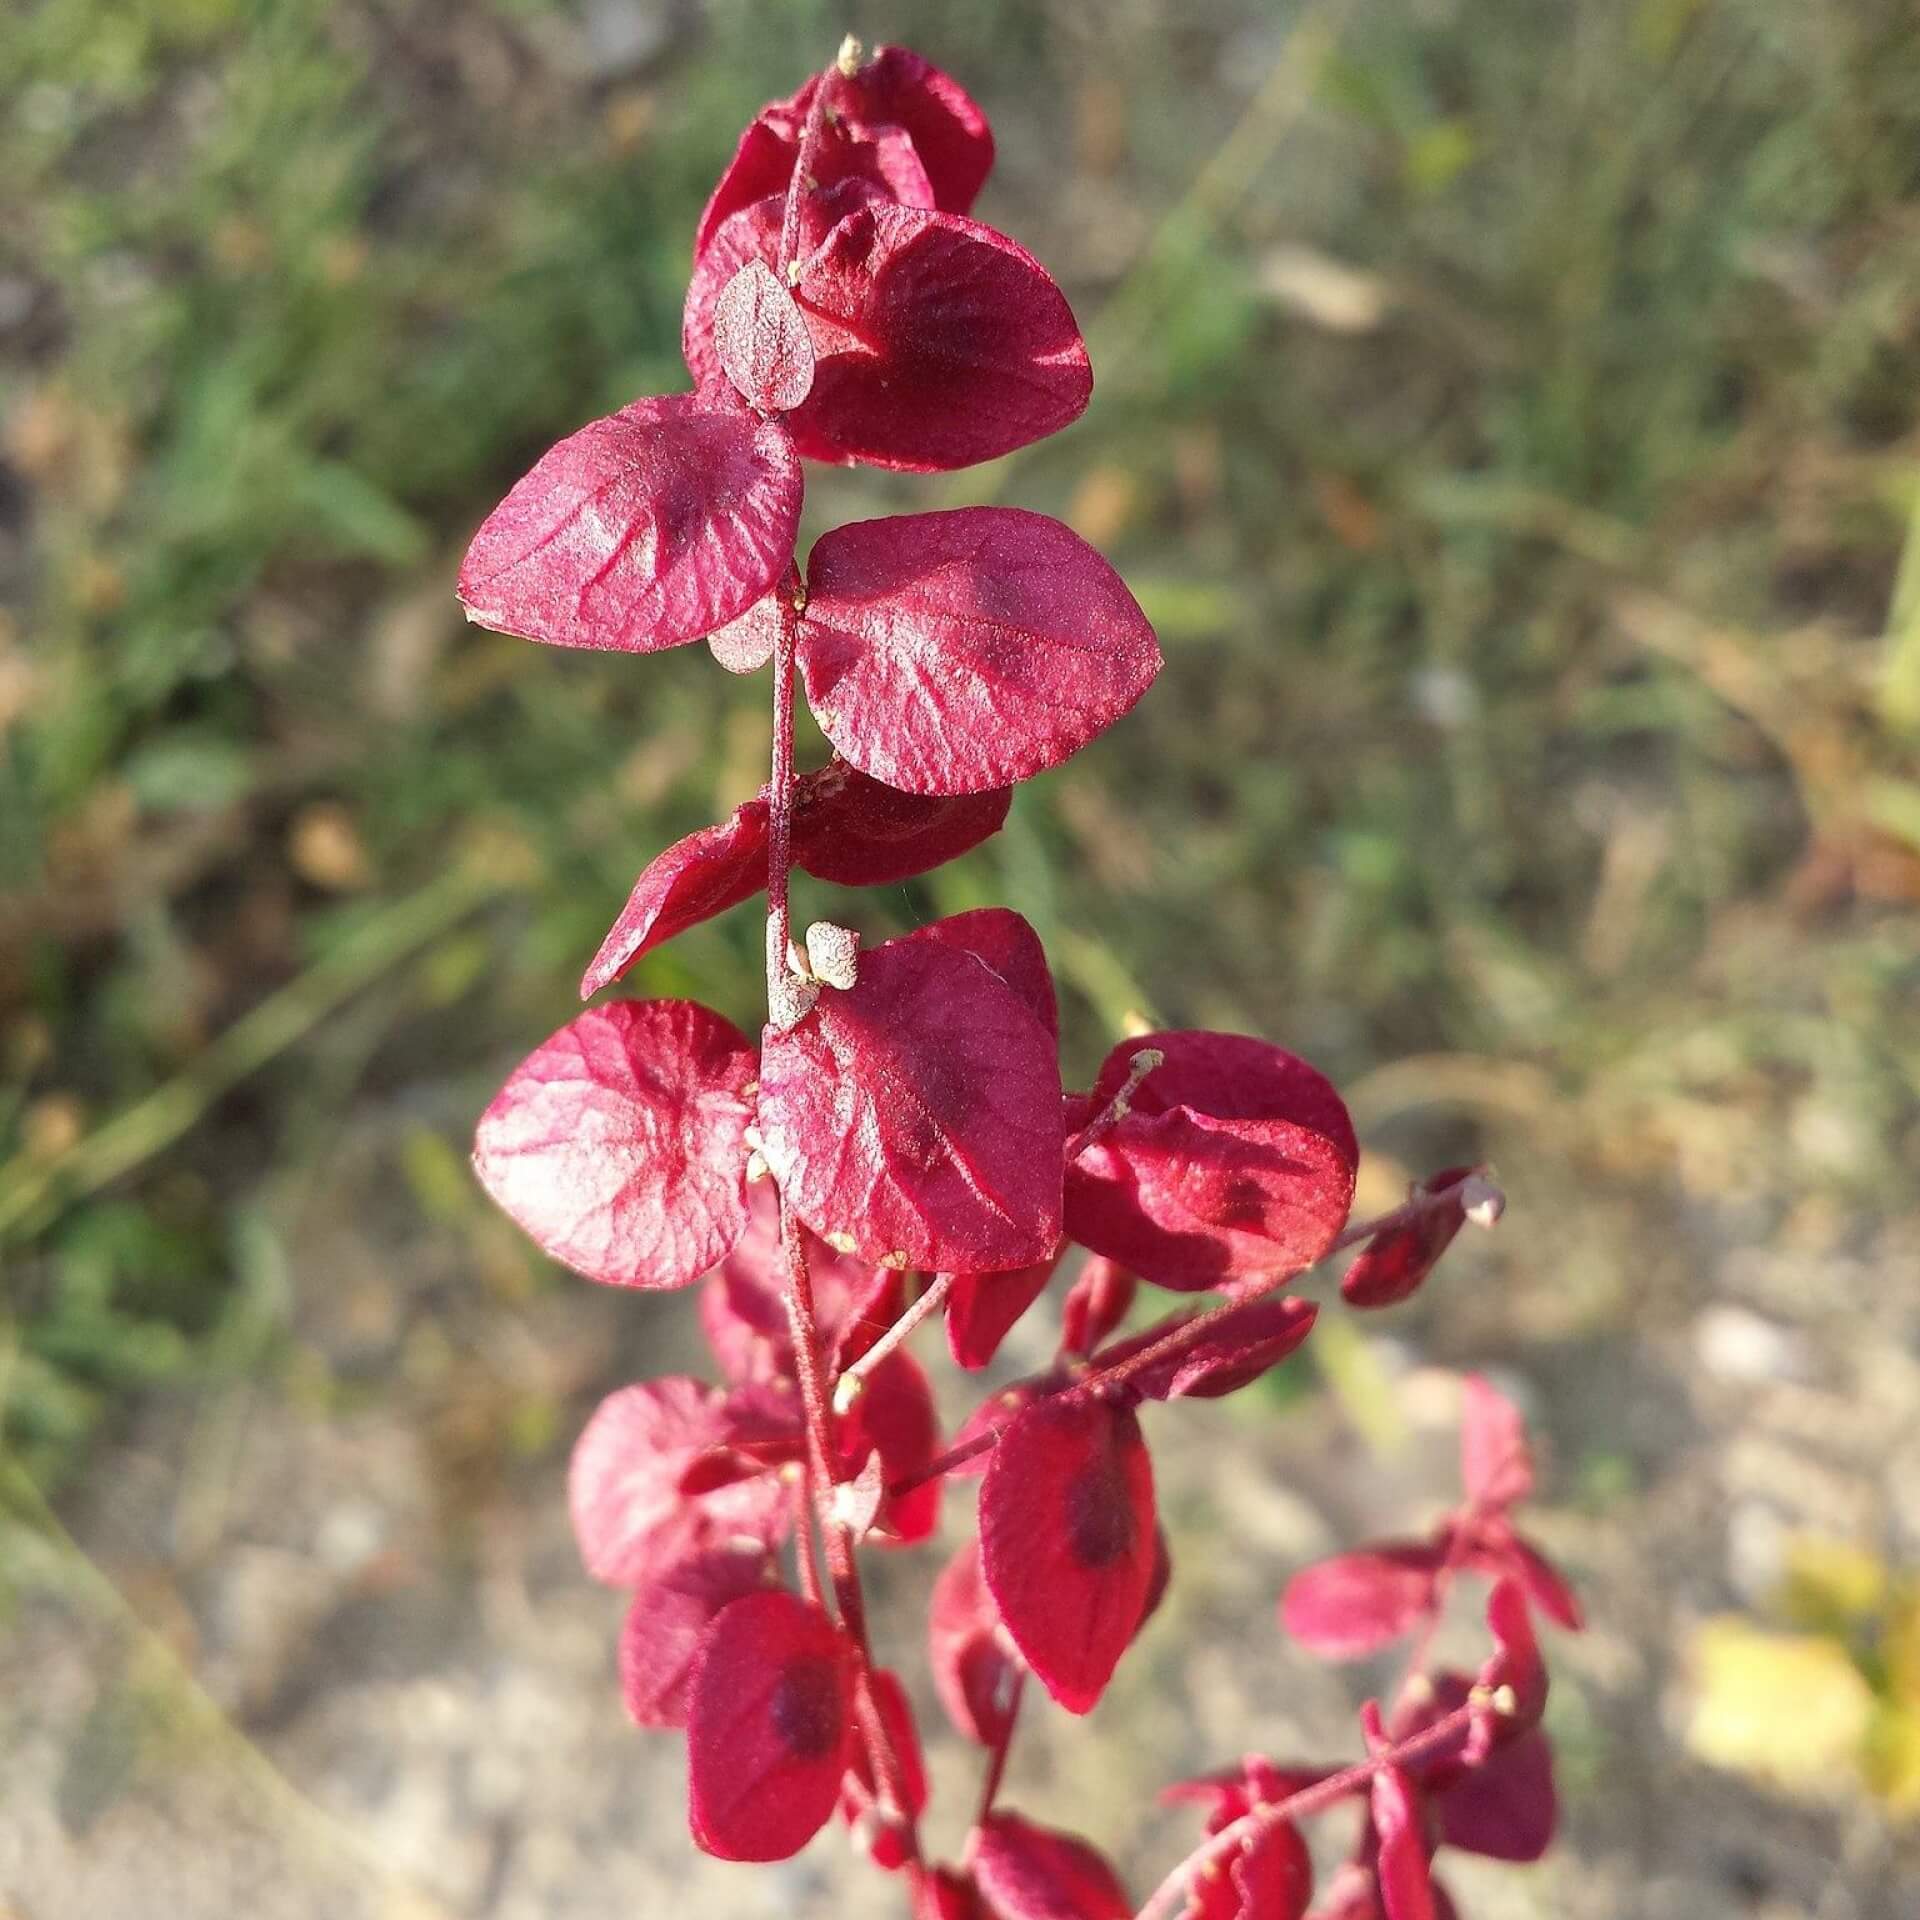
458,392,801,655
569,1377,788,1586
473,999,757,1290
839,1348,942,1543
1341,1167,1473,1308
618,1542,778,1728
1111,1297,1318,1402
797,509,1158,794
581,802,772,998
928,1534,1021,1747
980,1395,1156,1713
1059,1257,1136,1358
1065,1032,1357,1291
792,761,1012,886
757,917,1064,1272
686,1589,855,1861
713,259,816,412
970,1811,1131,1920
1279,1540,1447,1660
945,1247,1061,1370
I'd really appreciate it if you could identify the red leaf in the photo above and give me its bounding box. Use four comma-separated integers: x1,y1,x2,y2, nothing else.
686,1589,855,1861
458,393,802,655
1059,1257,1137,1358
970,1811,1130,1920
852,46,995,212
1437,1724,1557,1862
798,509,1158,794
839,1349,942,1543
581,802,771,997
1112,1297,1318,1401
473,999,757,1290
568,1377,787,1586
1362,1703,1435,1920
1279,1541,1446,1659
1499,1530,1584,1632
713,259,816,412
980,1396,1157,1713
1475,1578,1549,1740
946,1245,1062,1370
1459,1374,1535,1509
839,1666,930,1868
928,1534,1021,1746
948,1377,1051,1476
1184,1820,1312,1920
757,918,1065,1272
1340,1167,1473,1309
617,1543,777,1728
791,759,1011,886
920,1868,991,1920
1065,1032,1357,1291
910,906,1060,1044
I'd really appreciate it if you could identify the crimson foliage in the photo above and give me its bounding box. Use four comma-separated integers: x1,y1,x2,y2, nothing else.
464,36,1574,1918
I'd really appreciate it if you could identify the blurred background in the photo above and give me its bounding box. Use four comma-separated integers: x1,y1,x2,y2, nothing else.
4,0,1919,1914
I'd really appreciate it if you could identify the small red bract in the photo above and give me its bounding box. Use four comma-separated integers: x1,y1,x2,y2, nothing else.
473,998,758,1290
459,392,801,654
686,1588,855,1861
979,1394,1157,1713
1341,1166,1474,1308
946,1249,1062,1370
971,1811,1131,1920
756,917,1065,1271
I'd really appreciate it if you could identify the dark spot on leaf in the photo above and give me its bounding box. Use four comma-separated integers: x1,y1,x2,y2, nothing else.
1066,1455,1135,1568
772,1654,843,1758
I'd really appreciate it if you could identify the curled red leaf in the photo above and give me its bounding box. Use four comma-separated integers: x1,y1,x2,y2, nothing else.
1065,1031,1357,1291
928,1534,1021,1747
839,1348,942,1543
798,509,1159,794
568,1377,787,1586
1363,1702,1437,1920
1115,1296,1319,1401
757,917,1065,1272
472,999,757,1290
686,1589,855,1861
713,258,816,412
617,1542,778,1728
979,1395,1157,1714
1183,1819,1312,1920
1340,1167,1474,1309
459,392,801,655
945,1253,1060,1370
1279,1540,1447,1660
970,1810,1131,1920
792,760,1012,886
1059,1256,1137,1358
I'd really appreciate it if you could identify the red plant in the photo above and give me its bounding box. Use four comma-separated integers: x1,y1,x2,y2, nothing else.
465,37,1578,1917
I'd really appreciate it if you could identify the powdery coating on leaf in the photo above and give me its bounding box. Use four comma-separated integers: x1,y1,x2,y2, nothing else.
980,1396,1157,1714
1460,1374,1535,1509
1059,1256,1137,1358
617,1543,778,1727
928,1535,1020,1747
908,906,1059,1044
686,1589,855,1862
970,1811,1131,1920
1340,1167,1473,1309
791,760,1012,886
580,802,771,998
1065,1031,1357,1292
708,588,785,673
945,1248,1062,1370
757,919,1065,1272
1279,1541,1446,1660
473,999,757,1290
458,393,802,655
568,1377,787,1586
713,259,817,412
839,1348,942,1543
799,509,1158,794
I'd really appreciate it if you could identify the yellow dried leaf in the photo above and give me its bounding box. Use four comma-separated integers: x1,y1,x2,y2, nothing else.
1685,1616,1873,1798
1779,1535,1889,1631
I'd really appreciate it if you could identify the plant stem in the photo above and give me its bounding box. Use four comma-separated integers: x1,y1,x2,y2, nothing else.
1065,1047,1165,1161
1131,1698,1483,1920
975,1669,1025,1824
834,1272,954,1411
889,1177,1496,1495
778,62,839,273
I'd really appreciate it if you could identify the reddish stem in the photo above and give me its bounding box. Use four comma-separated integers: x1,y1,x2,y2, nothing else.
1065,1046,1165,1161
777,64,838,273
1132,1697,1486,1920
835,1271,955,1410
890,1177,1495,1496
975,1669,1026,1825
